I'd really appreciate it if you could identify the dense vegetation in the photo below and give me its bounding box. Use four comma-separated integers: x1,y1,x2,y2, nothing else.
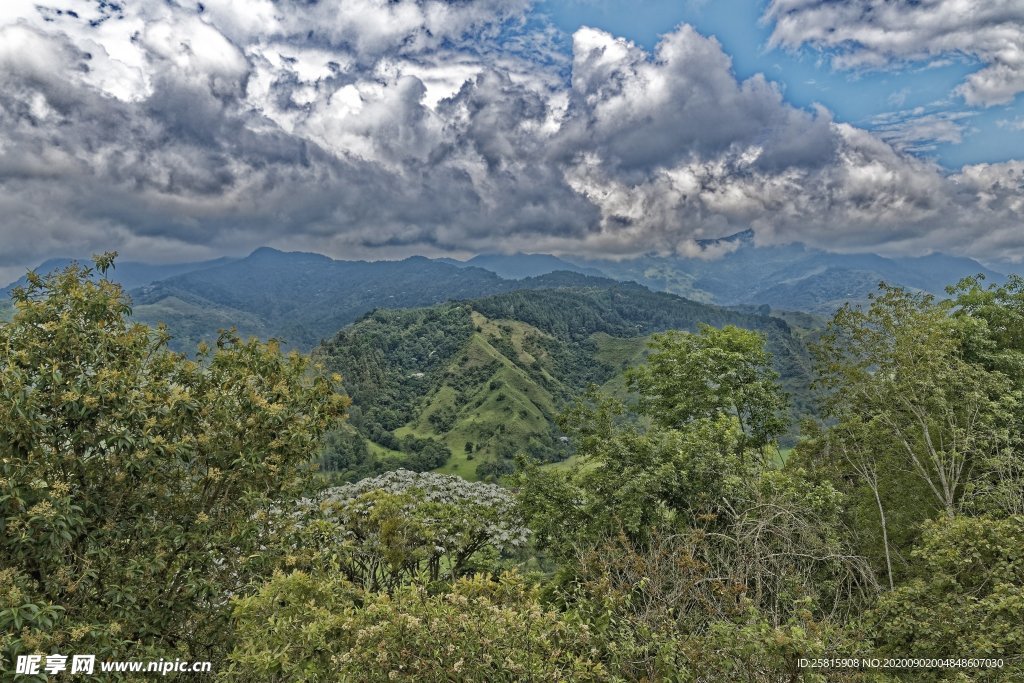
4,259,1023,681
0,257,346,675
316,284,815,481
126,248,616,352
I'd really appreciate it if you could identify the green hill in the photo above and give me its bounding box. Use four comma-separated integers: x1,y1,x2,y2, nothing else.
317,284,815,481
127,248,612,351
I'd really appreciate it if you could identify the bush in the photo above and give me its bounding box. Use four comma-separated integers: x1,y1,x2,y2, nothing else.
226,572,606,682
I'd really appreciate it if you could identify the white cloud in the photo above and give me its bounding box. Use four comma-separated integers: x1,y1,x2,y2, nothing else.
868,109,977,153
764,0,1024,106
0,3,1022,274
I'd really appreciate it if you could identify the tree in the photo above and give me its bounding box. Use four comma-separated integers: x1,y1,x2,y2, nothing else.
518,384,754,555
814,284,1016,518
0,256,346,671
947,274,1024,385
627,324,789,457
308,470,528,590
872,515,1024,675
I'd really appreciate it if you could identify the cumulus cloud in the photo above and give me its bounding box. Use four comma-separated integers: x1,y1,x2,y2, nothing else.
764,0,1024,107
0,0,1022,277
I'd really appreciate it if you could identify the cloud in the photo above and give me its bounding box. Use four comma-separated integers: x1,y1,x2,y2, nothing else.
997,116,1024,131
868,108,977,154
561,26,839,175
764,0,1024,107
0,2,1022,276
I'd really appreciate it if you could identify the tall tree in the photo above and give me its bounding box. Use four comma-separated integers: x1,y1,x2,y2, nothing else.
0,256,346,670
627,324,789,458
814,284,1016,518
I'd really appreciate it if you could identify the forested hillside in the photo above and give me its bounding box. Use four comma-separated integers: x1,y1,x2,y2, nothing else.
127,248,609,351
317,284,815,481
5,260,1024,681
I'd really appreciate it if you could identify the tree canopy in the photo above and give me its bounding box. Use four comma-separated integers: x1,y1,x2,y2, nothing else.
0,256,346,672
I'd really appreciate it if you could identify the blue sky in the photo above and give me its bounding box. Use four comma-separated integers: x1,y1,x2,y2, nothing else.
539,0,1024,167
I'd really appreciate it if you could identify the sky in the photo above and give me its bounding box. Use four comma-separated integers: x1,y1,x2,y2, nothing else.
0,0,1022,283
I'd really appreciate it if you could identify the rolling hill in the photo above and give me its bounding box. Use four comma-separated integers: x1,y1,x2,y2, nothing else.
317,284,815,481
127,248,612,351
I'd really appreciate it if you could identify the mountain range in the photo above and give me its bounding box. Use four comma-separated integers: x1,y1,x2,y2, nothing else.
1,234,1008,348
448,231,1006,313
9,237,992,478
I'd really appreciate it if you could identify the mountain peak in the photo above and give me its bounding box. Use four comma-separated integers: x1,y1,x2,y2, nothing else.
246,246,332,263
695,229,754,248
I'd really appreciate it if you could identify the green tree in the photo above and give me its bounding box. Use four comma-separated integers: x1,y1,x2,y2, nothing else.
814,285,1016,519
627,324,789,457
225,571,606,682
947,274,1024,384
0,256,346,672
872,515,1024,677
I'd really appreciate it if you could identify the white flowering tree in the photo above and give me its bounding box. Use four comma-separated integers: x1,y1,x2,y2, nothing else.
303,470,528,591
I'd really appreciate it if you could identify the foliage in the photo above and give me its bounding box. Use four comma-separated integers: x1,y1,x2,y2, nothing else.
871,515,1024,677
627,324,789,454
0,256,346,672
947,274,1024,385
221,570,360,682
13,260,1024,681
553,528,866,682
226,571,607,682
306,470,528,590
521,399,751,553
814,284,1018,518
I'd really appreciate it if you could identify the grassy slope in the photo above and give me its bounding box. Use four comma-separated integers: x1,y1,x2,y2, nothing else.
393,314,565,480
322,286,818,480
390,330,654,480
590,332,650,397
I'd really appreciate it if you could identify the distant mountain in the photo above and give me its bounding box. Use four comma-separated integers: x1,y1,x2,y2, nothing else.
0,256,237,298
5,238,1005,347
695,228,755,248
989,261,1024,277
450,235,1005,315
446,253,608,280
586,242,1006,314
317,283,815,481
127,247,609,351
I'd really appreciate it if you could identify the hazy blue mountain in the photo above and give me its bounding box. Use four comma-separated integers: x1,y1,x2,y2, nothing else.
1,256,237,297
588,238,1002,311
451,232,1005,314
445,253,608,280
128,247,608,351
989,261,1024,277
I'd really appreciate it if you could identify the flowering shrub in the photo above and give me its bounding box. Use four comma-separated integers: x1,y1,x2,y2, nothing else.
301,470,528,590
